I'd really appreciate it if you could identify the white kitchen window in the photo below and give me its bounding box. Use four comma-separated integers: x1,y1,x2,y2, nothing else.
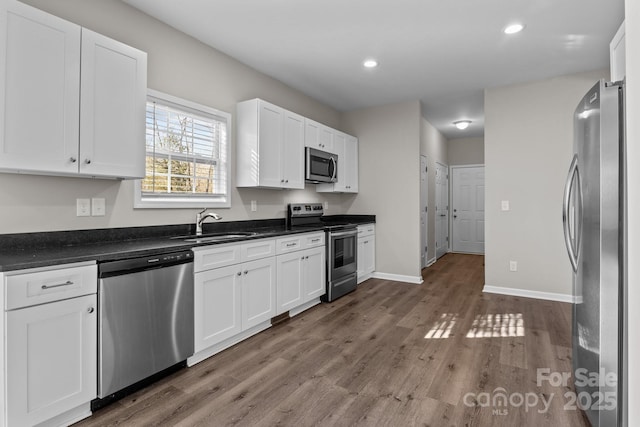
134,90,231,208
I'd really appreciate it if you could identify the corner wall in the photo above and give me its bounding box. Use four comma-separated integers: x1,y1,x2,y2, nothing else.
341,101,422,281
484,69,609,299
420,117,448,263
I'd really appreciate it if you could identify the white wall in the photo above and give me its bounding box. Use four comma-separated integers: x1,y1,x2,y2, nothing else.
448,137,484,165
1,0,347,234
420,117,449,263
623,1,639,423
484,69,608,298
341,101,422,281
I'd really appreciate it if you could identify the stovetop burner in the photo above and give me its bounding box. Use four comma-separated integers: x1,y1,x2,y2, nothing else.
286,203,356,232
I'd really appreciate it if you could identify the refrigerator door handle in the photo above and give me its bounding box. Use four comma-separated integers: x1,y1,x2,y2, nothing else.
562,154,580,272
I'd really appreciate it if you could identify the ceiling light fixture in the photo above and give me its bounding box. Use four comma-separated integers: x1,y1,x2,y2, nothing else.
504,24,525,35
363,59,378,68
454,120,472,130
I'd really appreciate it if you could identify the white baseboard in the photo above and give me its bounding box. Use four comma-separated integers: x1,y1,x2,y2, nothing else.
372,271,423,285
482,285,576,303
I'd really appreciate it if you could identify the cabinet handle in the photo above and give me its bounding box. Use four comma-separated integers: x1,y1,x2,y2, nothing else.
243,270,248,275
305,256,309,259
286,243,297,247
69,157,77,163
237,272,242,276
364,240,369,244
87,307,95,314
85,159,91,164
285,179,289,183
301,256,305,260
311,239,320,243
281,179,285,183
41,280,74,290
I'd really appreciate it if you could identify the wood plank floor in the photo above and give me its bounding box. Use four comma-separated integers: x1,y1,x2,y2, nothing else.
76,253,590,426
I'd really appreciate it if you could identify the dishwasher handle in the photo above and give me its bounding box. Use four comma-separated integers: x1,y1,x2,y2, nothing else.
99,250,193,277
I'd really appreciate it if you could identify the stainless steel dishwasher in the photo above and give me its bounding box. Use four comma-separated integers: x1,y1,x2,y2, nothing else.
96,250,194,402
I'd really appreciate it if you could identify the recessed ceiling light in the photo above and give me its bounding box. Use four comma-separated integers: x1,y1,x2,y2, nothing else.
363,59,378,68
454,120,472,130
504,24,525,34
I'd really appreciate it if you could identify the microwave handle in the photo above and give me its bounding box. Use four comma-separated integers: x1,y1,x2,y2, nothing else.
330,157,337,182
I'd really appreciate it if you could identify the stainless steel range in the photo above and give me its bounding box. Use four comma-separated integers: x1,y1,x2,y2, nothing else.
287,203,358,302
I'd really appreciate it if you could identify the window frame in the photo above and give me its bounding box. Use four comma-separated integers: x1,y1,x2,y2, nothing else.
134,89,232,209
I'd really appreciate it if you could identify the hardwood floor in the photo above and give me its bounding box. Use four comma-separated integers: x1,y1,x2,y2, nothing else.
76,253,589,426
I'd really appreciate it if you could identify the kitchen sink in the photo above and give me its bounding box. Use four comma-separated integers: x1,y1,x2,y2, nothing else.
171,231,259,243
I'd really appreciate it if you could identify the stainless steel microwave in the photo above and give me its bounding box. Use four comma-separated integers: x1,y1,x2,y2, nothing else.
305,147,338,183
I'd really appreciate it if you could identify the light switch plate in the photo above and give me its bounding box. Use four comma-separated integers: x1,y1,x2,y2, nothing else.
324,201,329,210
501,200,510,211
92,198,106,216
251,200,257,212
76,199,90,217
509,260,518,272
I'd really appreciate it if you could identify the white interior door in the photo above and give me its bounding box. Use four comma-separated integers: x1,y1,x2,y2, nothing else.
451,166,485,254
420,156,428,268
435,162,449,259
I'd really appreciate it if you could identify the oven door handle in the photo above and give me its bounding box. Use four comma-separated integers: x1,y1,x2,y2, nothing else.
330,230,358,238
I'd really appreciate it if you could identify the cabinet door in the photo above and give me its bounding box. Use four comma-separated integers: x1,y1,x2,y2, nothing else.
242,257,276,329
0,1,80,174
304,119,321,150
344,136,359,192
304,246,326,301
80,28,146,178
276,251,304,314
6,294,97,426
363,235,376,274
332,132,347,192
194,265,242,352
282,111,305,189
319,125,334,153
257,101,284,187
357,238,366,281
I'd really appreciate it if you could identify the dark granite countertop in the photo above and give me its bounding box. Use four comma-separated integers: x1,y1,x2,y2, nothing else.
0,215,375,272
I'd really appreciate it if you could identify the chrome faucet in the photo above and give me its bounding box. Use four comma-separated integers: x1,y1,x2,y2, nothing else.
196,208,222,236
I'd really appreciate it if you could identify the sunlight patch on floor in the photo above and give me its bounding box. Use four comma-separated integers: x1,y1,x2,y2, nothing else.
466,313,525,338
424,313,525,339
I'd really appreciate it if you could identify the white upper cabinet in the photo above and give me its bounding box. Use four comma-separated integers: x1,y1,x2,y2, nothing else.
0,1,81,175
304,118,334,153
316,132,359,193
237,99,304,189
0,0,147,179
610,21,625,82
79,29,146,178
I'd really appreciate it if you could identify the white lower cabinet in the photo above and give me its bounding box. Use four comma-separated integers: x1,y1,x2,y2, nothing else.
191,239,277,363
3,262,97,426
357,224,376,284
241,257,277,330
191,232,325,365
194,264,242,353
276,233,325,315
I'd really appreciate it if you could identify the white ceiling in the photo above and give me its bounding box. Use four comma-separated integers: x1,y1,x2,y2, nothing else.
122,0,624,139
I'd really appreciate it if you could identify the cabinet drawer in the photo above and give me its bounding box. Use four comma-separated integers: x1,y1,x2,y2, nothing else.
241,239,275,262
302,232,325,249
193,244,242,272
275,235,303,255
357,224,375,238
5,263,97,310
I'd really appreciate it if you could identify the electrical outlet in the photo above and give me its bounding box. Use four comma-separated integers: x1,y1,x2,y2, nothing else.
501,200,510,211
509,261,518,272
324,201,329,210
251,200,257,212
76,199,90,217
92,198,106,216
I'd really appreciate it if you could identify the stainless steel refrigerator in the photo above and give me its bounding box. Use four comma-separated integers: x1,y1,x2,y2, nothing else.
563,79,626,426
